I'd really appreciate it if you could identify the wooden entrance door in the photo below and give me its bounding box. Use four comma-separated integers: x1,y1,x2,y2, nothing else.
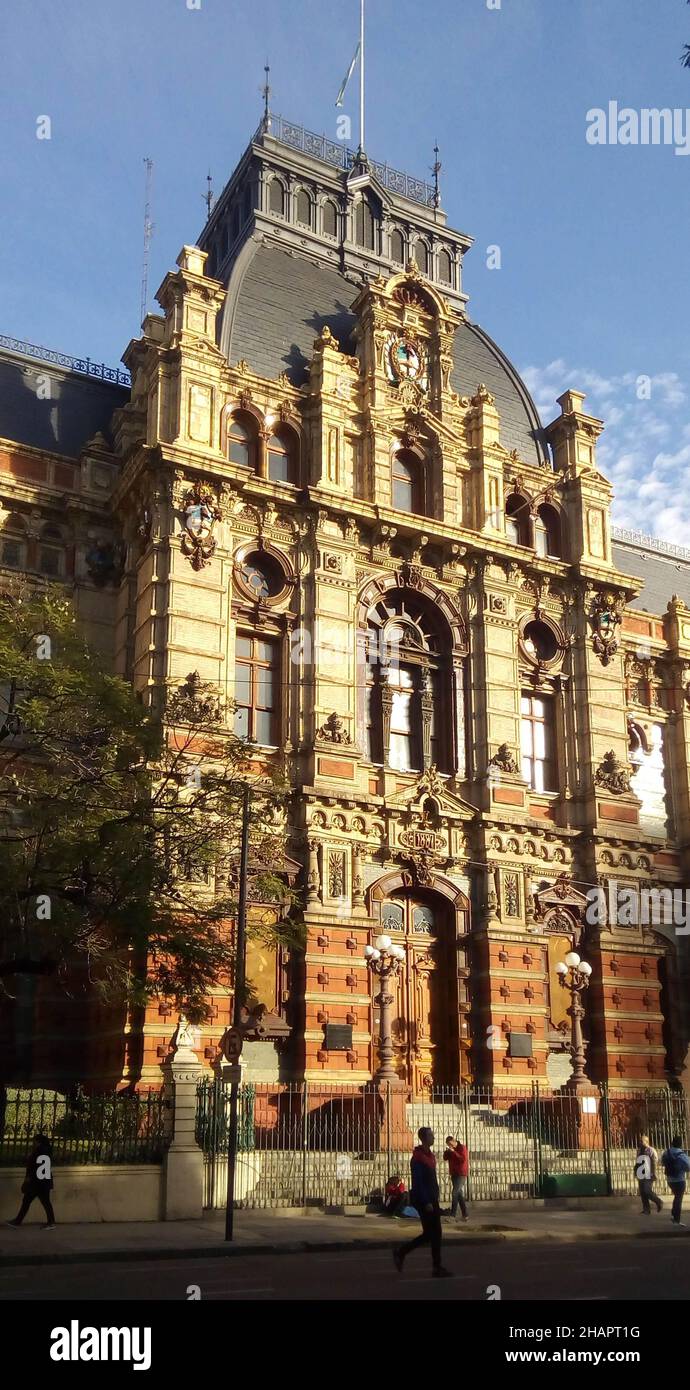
379,894,459,1096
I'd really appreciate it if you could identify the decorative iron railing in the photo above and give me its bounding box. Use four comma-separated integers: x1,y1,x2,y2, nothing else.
612,525,690,564
198,1080,688,1210
0,1086,168,1165
0,334,131,387
258,114,437,208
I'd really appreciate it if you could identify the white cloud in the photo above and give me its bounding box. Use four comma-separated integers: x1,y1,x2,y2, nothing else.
521,361,690,543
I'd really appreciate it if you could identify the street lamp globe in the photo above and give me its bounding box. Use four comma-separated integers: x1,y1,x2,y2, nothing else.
364,944,374,958
579,961,593,977
564,951,581,968
375,934,392,951
370,948,381,961
555,961,568,976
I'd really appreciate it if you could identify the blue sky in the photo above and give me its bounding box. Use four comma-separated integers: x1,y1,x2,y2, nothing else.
1,0,689,539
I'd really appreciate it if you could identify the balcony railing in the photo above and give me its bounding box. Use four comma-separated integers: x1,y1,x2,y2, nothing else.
612,526,690,565
0,334,131,387
258,113,437,208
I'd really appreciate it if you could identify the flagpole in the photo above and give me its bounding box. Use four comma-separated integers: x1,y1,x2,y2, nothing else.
359,0,365,154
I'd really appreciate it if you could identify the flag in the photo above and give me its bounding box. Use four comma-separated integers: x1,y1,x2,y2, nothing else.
336,42,361,106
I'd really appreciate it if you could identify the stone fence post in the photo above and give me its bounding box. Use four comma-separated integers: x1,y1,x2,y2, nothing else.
162,1021,204,1220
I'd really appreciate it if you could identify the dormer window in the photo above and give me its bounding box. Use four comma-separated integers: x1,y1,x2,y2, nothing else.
323,200,338,239
534,504,562,559
267,428,298,485
268,177,285,217
392,449,425,515
227,412,258,470
438,248,453,286
355,197,376,251
296,189,312,228
391,229,405,265
413,241,429,275
505,493,530,547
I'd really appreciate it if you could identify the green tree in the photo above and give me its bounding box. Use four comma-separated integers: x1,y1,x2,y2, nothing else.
0,586,301,1026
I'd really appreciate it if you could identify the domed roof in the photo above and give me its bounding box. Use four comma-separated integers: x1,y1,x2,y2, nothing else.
219,241,548,467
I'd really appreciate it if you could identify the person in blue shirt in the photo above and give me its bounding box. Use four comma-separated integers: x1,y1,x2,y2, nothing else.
661,1136,690,1226
392,1127,453,1278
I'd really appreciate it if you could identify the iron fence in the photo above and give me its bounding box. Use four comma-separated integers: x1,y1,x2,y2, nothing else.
198,1080,689,1210
0,334,131,386
0,1087,168,1165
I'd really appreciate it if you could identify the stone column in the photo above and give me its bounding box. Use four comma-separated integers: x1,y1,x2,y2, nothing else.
162,1019,204,1220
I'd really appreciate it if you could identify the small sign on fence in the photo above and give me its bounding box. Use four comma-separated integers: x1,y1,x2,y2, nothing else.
335,1153,353,1181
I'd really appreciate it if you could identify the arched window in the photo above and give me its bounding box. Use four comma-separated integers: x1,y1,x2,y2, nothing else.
438,247,453,285
38,523,63,578
390,228,405,265
534,503,562,559
391,449,425,515
323,200,338,238
0,514,27,570
227,411,258,470
413,241,429,274
295,189,312,228
267,428,298,485
505,493,531,546
364,591,454,773
268,177,285,216
355,197,376,250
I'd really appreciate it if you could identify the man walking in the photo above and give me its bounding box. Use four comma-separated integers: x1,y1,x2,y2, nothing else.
443,1135,469,1221
661,1134,690,1227
393,1127,453,1278
635,1134,663,1215
6,1133,56,1229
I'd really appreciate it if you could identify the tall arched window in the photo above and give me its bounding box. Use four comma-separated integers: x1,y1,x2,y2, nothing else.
227,411,258,470
505,493,531,546
295,189,312,228
392,449,425,515
534,503,562,559
268,177,285,216
0,514,27,570
413,241,429,274
364,592,454,773
390,228,405,265
355,197,376,250
438,248,453,285
267,428,298,485
323,200,338,238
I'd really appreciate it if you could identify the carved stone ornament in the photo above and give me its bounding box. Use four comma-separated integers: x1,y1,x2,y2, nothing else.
594,750,632,795
167,670,222,725
590,591,623,666
317,712,350,745
396,559,424,589
471,383,496,407
489,744,519,776
180,482,222,571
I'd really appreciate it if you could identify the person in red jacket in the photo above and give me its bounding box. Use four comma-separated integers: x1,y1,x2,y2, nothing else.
443,1135,469,1221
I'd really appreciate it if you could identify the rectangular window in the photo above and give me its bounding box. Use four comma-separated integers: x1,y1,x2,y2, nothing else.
233,633,279,746
521,693,557,792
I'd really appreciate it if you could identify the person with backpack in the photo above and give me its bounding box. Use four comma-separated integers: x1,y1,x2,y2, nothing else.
661,1135,690,1226
635,1134,663,1215
6,1134,56,1229
392,1127,453,1278
443,1135,469,1221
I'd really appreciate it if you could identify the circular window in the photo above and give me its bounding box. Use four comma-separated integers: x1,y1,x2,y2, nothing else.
522,620,559,664
235,547,291,604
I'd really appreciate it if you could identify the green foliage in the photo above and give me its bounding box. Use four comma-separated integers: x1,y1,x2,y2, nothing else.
0,586,303,1022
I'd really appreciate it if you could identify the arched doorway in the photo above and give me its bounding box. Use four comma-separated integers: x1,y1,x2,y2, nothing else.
378,891,460,1096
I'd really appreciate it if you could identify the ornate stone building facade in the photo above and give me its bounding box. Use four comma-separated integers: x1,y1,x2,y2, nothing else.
2,114,690,1094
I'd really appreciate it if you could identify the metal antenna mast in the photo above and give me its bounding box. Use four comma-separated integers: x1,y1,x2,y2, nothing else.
431,142,442,219
203,171,214,221
262,61,271,132
140,157,154,328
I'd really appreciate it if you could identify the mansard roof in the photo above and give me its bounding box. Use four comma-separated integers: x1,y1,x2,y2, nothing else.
220,241,548,466
0,338,128,458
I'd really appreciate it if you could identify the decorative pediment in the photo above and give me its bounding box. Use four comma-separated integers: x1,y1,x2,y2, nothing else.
534,874,589,915
386,765,476,822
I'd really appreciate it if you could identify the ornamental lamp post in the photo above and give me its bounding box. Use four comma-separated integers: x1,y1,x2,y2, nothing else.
555,951,593,1093
364,934,405,1082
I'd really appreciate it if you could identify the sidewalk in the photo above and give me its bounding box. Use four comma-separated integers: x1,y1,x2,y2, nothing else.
1,1200,687,1267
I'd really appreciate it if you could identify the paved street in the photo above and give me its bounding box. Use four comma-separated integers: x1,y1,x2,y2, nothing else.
0,1238,686,1301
